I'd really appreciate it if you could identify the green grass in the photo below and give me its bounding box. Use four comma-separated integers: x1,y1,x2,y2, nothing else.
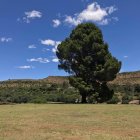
0,104,140,140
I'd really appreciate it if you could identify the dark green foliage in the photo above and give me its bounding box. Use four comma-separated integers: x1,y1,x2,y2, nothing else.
0,82,80,104
62,81,69,89
30,97,47,104
56,23,121,103
109,83,140,102
134,84,140,92
0,78,139,104
87,94,98,104
48,84,58,91
107,94,120,104
122,94,132,104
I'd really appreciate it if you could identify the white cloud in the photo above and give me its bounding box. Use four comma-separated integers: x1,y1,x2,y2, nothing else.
53,19,61,27
65,16,81,26
124,56,128,58
52,58,59,63
41,39,61,53
0,37,12,42
64,2,117,26
27,58,50,63
28,44,36,49
52,41,61,53
107,6,117,14
99,18,110,25
79,3,107,22
25,10,42,18
19,10,42,23
52,48,56,53
41,39,56,46
42,48,50,52
17,65,34,69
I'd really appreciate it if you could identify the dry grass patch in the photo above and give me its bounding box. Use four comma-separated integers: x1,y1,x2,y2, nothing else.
0,104,140,140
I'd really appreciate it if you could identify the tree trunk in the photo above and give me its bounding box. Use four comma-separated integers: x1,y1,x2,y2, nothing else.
81,94,87,103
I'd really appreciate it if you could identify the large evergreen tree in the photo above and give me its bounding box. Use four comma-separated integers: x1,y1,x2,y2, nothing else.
56,23,121,103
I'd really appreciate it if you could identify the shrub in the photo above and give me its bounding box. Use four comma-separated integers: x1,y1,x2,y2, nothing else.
122,94,132,104
107,95,120,104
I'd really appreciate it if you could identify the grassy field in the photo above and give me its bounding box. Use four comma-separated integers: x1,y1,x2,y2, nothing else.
0,104,140,140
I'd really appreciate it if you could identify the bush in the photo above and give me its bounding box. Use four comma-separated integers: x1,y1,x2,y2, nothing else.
107,95,120,104
122,94,132,104
87,94,98,104
30,97,47,104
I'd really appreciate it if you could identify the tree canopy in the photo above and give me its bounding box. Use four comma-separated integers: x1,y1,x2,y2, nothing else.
56,23,121,103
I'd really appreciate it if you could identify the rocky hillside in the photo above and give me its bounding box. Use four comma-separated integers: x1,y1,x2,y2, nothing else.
42,76,69,84
0,71,139,104
44,71,140,85
0,71,140,87
110,71,140,85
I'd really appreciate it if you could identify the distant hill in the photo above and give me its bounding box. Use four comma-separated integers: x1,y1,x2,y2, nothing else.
110,71,140,85
0,71,140,87
42,76,69,84
43,71,140,85
0,71,139,104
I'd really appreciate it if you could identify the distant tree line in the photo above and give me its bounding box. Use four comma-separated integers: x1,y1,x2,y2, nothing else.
0,80,139,104
0,82,80,104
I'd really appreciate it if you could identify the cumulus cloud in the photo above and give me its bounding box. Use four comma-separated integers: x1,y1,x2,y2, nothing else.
25,10,42,18
52,58,59,63
17,65,34,69
53,19,61,27
28,44,36,49
41,39,61,53
64,2,117,26
18,10,42,23
41,39,56,46
52,41,61,53
65,16,81,26
0,37,12,42
27,58,50,63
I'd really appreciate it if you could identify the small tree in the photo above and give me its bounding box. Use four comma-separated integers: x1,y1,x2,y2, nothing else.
56,23,121,103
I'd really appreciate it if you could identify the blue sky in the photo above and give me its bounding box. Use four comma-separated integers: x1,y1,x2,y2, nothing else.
0,0,140,80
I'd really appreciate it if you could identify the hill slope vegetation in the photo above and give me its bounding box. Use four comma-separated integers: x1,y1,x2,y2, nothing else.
0,71,140,104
